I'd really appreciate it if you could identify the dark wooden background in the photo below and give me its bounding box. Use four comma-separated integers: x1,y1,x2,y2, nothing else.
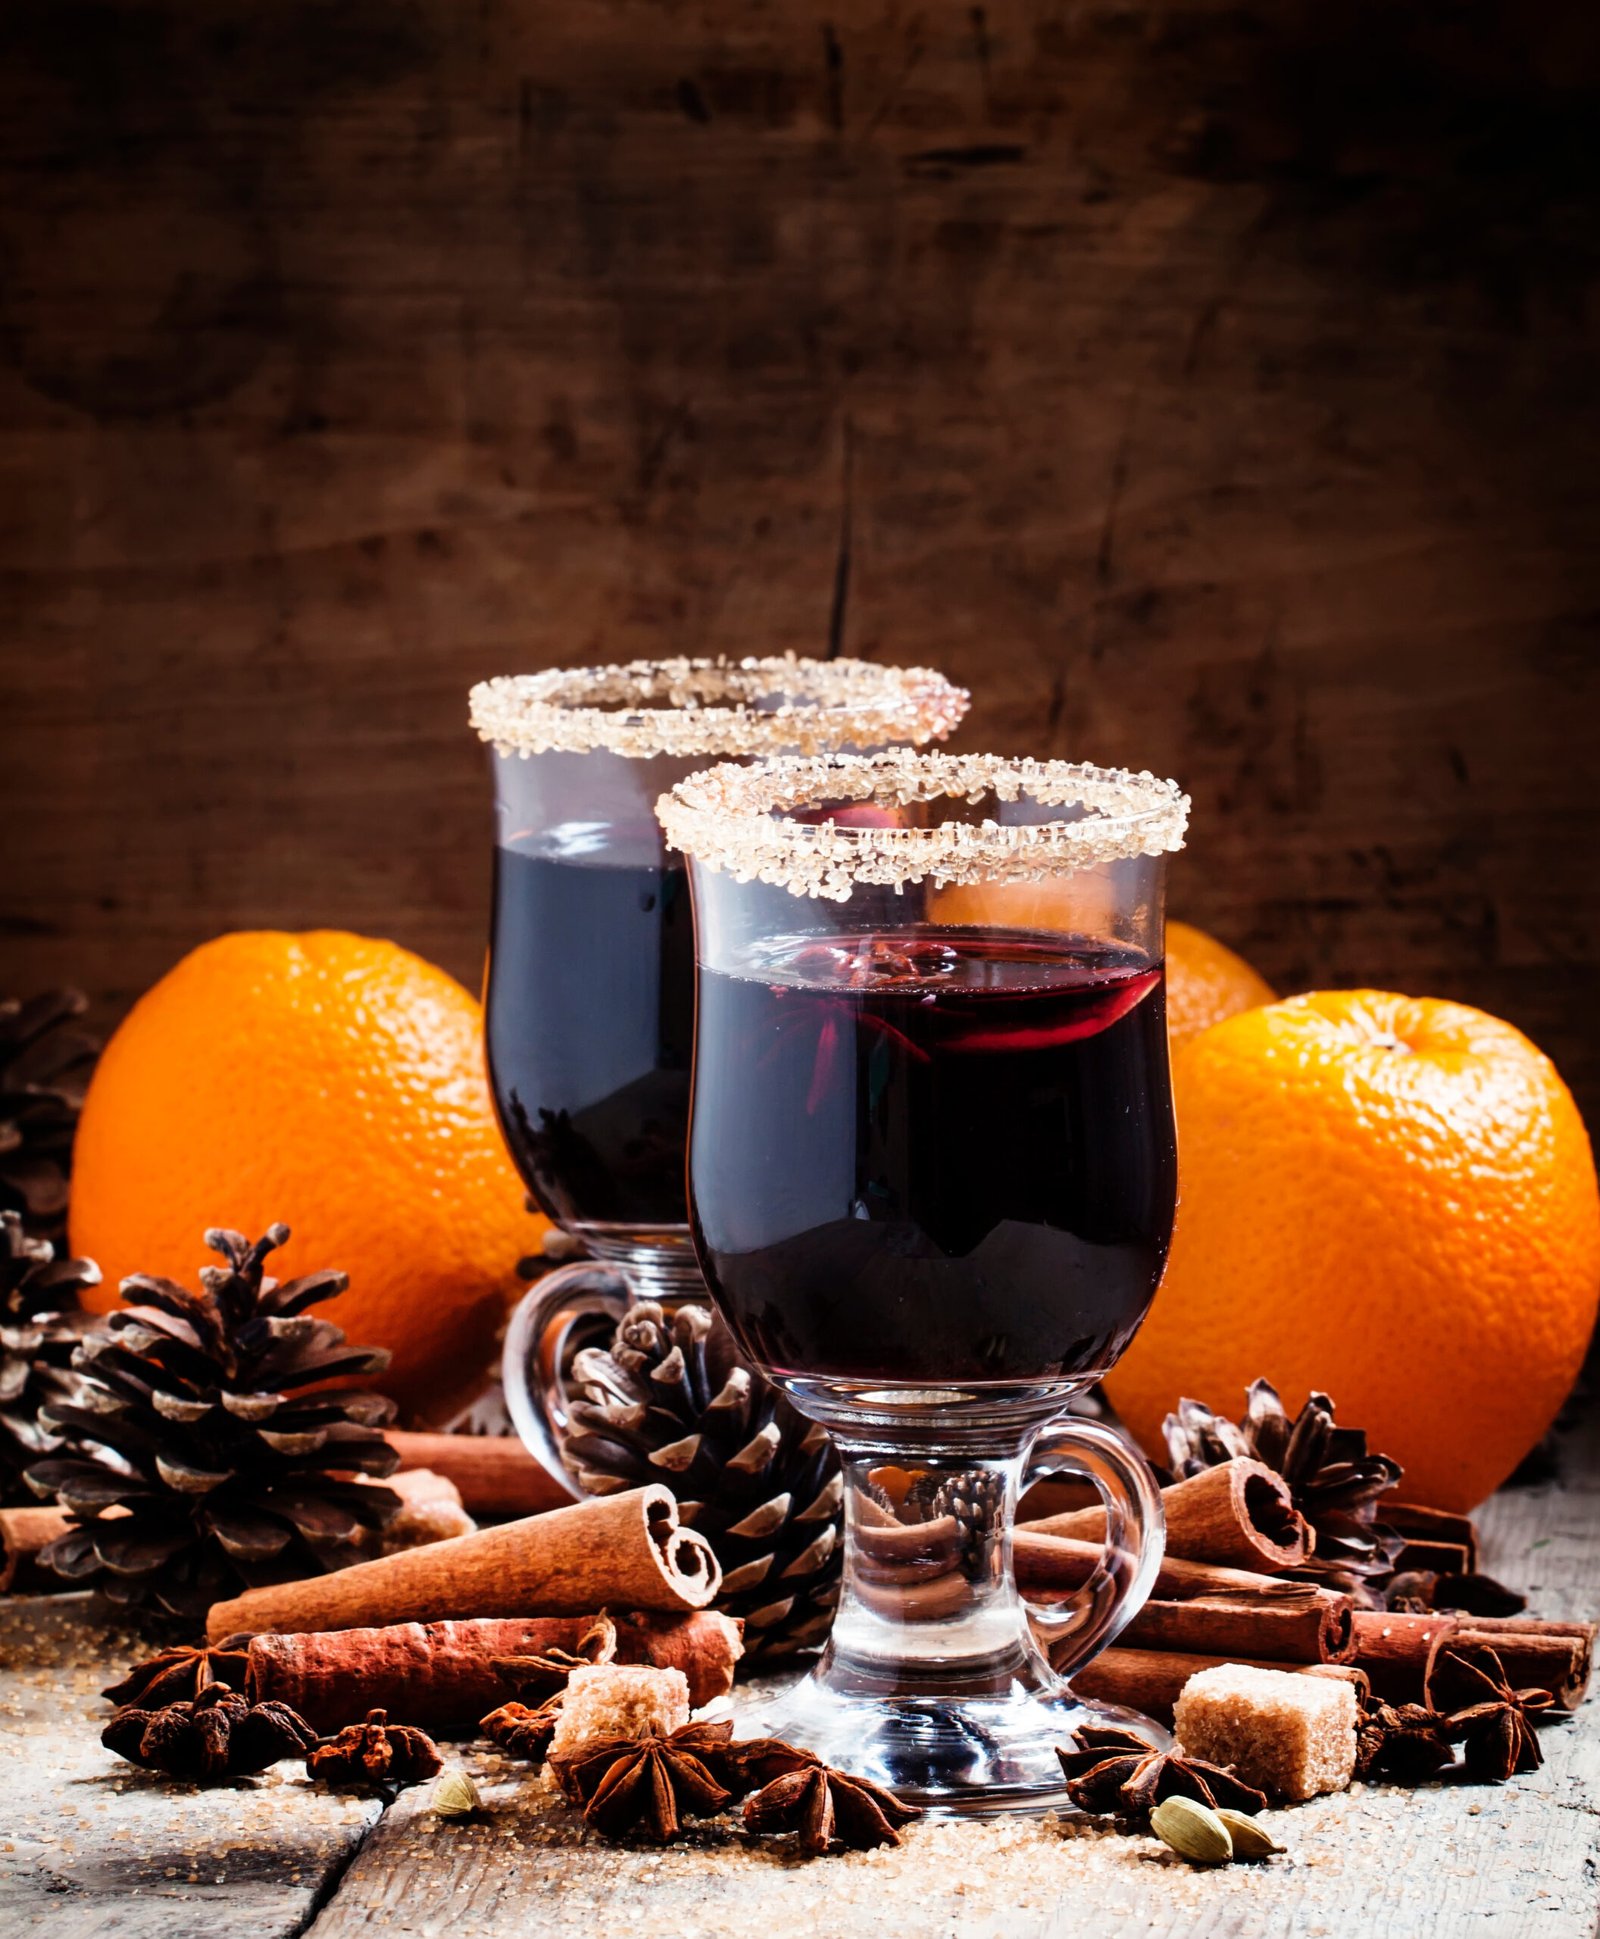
2,1,1597,1125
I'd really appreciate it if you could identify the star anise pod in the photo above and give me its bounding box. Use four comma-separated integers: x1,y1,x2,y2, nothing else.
1354,1702,1456,1784
1057,1724,1268,1819
489,1613,616,1705
1429,1644,1551,1783
741,1747,921,1857
102,1634,254,1709
1164,1379,1403,1601
480,1695,565,1763
102,1681,316,1780
551,1720,738,1843
307,1708,444,1791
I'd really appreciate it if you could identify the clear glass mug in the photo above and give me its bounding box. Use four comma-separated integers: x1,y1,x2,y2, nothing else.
468,659,969,1489
657,750,1189,1811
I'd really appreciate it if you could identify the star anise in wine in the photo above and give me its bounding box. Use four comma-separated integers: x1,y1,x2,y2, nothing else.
102,1682,316,1780
1354,1702,1456,1784
551,1720,738,1843
480,1695,565,1763
1057,1724,1268,1819
307,1709,444,1791
1429,1644,1551,1783
740,1747,921,1857
102,1634,254,1709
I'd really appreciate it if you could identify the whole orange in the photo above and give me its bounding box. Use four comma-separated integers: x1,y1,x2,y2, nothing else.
70,931,546,1412
1165,920,1276,1047
1106,991,1600,1509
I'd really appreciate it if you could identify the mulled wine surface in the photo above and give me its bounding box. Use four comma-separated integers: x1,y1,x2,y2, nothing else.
689,928,1177,1387
486,842,694,1228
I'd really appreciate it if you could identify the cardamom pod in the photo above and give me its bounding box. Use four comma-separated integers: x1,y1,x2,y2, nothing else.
432,1768,484,1818
1214,1808,1284,1860
1150,1795,1234,1866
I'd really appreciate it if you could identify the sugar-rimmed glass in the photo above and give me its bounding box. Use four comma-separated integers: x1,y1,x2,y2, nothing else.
470,658,968,1488
657,750,1189,1813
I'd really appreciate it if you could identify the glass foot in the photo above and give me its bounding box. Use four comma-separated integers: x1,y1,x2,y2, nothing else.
736,1667,1169,1817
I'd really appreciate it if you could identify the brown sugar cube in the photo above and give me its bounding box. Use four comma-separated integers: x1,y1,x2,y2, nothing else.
1173,1662,1357,1801
546,1664,690,1761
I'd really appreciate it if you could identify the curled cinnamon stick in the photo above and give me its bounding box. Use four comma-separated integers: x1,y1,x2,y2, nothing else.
1123,1591,1355,1665
205,1485,720,1642
1351,1609,1459,1703
0,1503,72,1594
1069,1646,1367,1726
247,1610,743,1732
1027,1458,1311,1572
384,1432,571,1519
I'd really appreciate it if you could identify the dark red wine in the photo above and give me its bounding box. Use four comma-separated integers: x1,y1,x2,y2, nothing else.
486,845,694,1228
689,929,1177,1387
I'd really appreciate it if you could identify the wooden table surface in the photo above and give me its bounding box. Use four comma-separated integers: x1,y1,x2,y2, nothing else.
4,1401,1596,1939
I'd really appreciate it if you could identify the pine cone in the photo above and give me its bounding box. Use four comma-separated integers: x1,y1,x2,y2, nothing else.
928,1469,1007,1579
0,1211,100,1502
0,990,99,1245
563,1301,842,1658
1164,1378,1403,1600
25,1223,400,1625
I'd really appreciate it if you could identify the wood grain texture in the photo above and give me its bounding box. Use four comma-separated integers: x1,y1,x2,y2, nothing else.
0,1600,380,1937
0,0,1597,1127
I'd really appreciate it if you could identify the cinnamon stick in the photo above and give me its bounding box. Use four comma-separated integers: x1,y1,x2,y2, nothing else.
384,1431,571,1519
0,1503,72,1594
247,1610,743,1732
1122,1591,1355,1665
1351,1609,1459,1703
1014,1529,1313,1604
1451,1624,1594,1711
1392,1539,1473,1577
204,1485,721,1642
855,1516,962,1578
1383,1502,1479,1572
853,1571,971,1622
1069,1647,1367,1726
1027,1459,1311,1572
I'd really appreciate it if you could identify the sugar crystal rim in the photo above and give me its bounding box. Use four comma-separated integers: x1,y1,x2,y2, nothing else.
468,655,969,758
656,751,1189,899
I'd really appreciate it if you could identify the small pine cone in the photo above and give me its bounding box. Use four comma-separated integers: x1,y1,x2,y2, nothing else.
0,990,99,1246
563,1301,841,1659
0,1211,100,1502
26,1224,400,1625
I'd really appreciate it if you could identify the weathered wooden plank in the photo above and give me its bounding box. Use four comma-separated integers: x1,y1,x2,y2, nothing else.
0,1598,380,1938
302,1405,1600,1939
0,0,1597,1130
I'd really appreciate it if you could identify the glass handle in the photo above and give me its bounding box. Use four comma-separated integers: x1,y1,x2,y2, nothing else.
1020,1415,1166,1680
500,1262,632,1500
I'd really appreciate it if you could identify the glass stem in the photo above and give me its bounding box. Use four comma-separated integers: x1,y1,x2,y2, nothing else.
818,1434,1055,1701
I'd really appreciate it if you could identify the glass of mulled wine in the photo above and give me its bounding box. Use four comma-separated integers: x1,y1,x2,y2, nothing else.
470,659,968,1488
657,750,1189,1813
